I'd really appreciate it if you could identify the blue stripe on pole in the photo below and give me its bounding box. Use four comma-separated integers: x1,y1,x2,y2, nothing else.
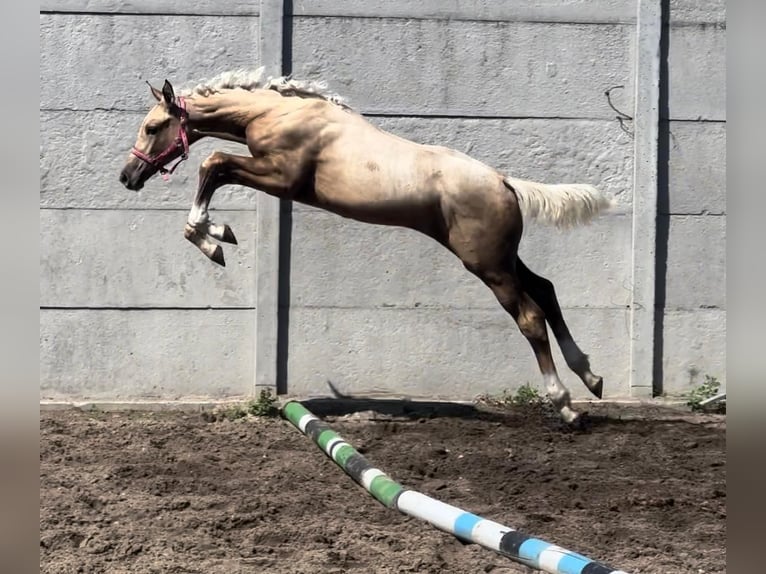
518,538,551,565
453,512,483,541
557,551,593,574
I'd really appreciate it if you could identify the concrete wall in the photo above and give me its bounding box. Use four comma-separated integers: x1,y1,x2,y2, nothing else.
39,0,725,403
657,0,726,394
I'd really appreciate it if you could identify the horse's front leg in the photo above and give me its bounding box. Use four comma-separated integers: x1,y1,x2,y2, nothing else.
184,151,241,266
185,150,291,266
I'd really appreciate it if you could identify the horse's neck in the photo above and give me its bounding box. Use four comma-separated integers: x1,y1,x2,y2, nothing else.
185,90,278,140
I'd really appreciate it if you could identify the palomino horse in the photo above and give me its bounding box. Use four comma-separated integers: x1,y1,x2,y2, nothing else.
119,69,614,426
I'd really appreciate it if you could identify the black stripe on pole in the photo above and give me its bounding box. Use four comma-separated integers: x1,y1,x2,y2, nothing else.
303,418,331,443
498,530,531,557
343,452,376,485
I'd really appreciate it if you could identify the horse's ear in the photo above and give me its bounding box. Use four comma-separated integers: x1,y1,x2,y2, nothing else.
147,81,163,102
162,80,175,105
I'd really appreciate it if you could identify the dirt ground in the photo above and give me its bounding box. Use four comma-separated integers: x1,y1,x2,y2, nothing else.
40,400,726,574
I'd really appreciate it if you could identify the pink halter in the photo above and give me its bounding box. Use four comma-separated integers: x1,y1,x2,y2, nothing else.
131,97,189,181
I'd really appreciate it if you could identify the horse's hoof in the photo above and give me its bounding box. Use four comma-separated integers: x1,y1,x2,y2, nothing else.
210,246,226,267
587,376,603,399
568,411,590,431
221,224,238,245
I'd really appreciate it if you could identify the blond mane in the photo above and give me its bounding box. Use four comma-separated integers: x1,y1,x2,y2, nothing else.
179,67,351,109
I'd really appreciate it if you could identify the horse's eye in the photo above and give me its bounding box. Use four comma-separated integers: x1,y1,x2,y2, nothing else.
145,125,159,136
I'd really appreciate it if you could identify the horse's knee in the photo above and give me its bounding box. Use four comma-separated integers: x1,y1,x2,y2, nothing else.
517,307,547,341
200,151,227,175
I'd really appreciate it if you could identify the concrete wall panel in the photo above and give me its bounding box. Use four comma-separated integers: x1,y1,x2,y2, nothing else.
40,13,260,110
664,121,726,214
661,309,726,395
41,0,260,15
664,215,726,309
40,309,255,401
292,18,634,118
41,209,256,308
285,307,630,400
668,0,725,24
293,0,637,23
666,25,726,120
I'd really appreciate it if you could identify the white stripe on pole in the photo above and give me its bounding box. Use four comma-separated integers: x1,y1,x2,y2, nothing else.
297,413,316,433
471,519,512,552
396,491,465,534
360,468,386,491
538,546,569,572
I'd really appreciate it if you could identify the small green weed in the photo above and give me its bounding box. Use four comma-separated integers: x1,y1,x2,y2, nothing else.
511,383,542,407
247,389,280,417
476,383,543,409
685,375,724,412
212,389,280,421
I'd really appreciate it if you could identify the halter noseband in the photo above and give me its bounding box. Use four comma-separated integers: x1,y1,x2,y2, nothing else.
131,97,189,181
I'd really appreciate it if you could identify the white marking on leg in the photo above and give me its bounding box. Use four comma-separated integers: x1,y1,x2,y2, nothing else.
187,204,209,228
543,374,578,423
543,373,568,404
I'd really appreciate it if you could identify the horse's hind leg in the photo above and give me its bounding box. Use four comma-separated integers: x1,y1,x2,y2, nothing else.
517,259,604,399
473,265,582,425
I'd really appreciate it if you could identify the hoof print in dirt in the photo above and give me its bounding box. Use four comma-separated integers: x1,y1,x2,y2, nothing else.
565,412,591,432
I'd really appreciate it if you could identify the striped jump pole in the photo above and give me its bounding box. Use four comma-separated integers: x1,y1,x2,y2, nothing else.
282,400,629,574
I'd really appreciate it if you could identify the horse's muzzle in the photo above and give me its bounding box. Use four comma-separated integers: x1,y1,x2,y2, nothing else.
119,166,145,191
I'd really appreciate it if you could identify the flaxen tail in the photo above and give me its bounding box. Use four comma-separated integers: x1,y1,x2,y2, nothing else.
503,176,614,228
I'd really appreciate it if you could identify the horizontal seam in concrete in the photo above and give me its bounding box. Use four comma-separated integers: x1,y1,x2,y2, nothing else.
42,107,144,113
657,306,726,311
41,10,259,17
40,306,256,311
665,21,726,29
364,113,616,121
660,118,726,123
660,212,726,216
293,15,634,25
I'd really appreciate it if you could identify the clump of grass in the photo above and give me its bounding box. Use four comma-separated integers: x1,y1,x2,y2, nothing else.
210,389,280,421
685,375,725,413
511,383,543,407
476,383,543,409
248,389,280,417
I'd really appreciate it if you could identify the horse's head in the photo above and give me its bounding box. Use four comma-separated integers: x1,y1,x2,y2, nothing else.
119,80,189,191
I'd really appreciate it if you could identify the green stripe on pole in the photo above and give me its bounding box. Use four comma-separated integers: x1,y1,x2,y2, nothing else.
369,475,404,508
333,444,357,467
282,400,311,428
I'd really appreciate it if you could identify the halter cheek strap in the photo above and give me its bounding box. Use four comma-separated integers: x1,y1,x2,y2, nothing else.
131,97,190,181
